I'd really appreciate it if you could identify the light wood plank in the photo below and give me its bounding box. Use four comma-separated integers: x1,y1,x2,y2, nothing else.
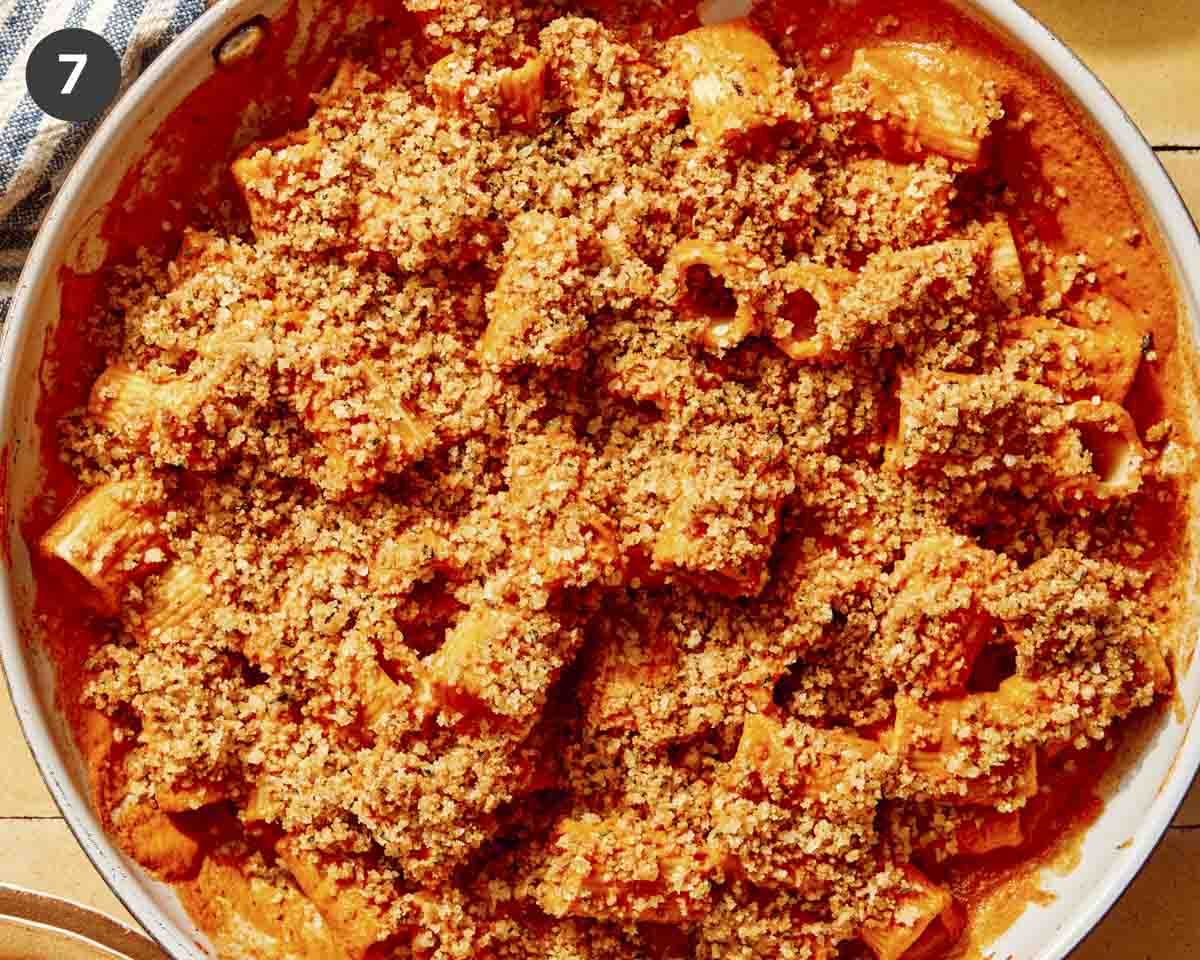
1021,0,1200,147
0,820,134,926
1159,150,1200,221
0,678,59,818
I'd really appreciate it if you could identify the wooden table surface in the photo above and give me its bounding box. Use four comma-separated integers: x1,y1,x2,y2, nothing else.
2,0,1200,955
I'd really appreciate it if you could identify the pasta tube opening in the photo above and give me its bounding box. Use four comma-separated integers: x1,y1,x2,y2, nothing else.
769,262,855,361
665,239,760,350
1062,401,1146,499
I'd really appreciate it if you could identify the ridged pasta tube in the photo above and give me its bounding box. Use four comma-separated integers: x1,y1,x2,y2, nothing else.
40,478,167,613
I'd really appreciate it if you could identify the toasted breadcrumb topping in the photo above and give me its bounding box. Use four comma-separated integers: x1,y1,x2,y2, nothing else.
45,2,1194,958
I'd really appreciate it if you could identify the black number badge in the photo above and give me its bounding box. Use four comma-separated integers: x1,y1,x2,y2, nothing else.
26,28,121,123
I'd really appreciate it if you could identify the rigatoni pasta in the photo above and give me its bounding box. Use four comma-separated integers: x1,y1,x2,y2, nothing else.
839,43,1003,167
668,19,810,148
40,478,167,613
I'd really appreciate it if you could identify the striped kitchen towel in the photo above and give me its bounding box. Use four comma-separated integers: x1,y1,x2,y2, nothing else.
0,0,209,318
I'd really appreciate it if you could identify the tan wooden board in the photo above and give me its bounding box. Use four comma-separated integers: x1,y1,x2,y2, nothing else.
1160,150,1200,224
0,681,58,818
1021,0,1200,146
0,821,133,927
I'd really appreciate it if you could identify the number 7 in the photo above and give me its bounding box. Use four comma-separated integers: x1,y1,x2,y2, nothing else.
58,53,87,95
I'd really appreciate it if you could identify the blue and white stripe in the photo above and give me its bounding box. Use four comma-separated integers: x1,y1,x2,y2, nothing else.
0,0,207,315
